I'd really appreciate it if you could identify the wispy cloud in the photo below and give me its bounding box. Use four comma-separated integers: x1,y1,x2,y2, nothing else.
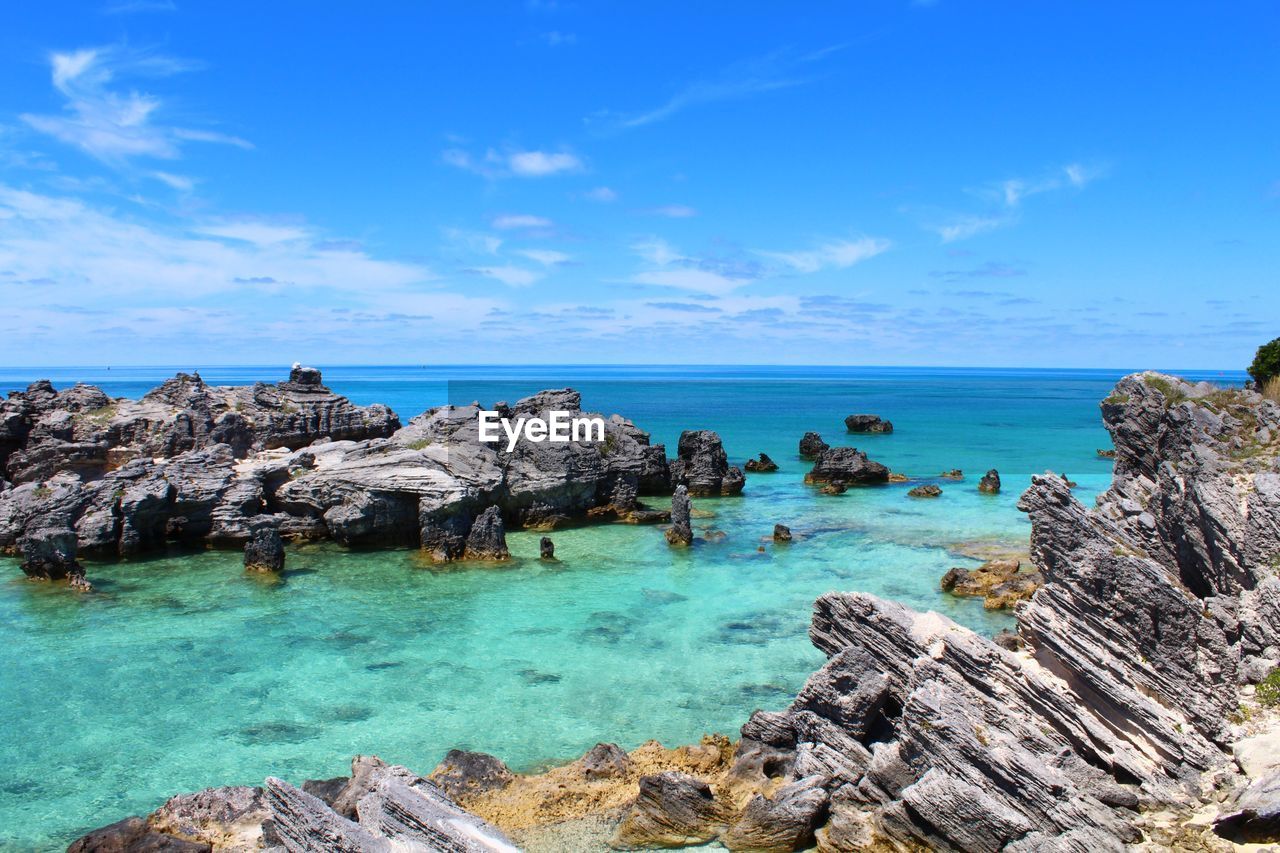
492,214,553,230
21,44,250,173
442,146,584,179
646,204,697,218
594,45,844,131
468,264,543,287
933,215,1008,243
102,0,176,13
517,249,571,266
756,236,890,273
583,186,617,202
926,162,1105,243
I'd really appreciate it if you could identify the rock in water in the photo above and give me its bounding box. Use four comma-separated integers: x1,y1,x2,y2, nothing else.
798,432,829,459
539,536,555,559
666,485,693,546
243,527,285,573
744,452,779,472
19,525,88,588
941,558,1042,609
773,523,792,542
844,414,893,434
907,484,942,498
978,468,1001,493
939,468,964,480
67,816,211,852
463,506,509,560
669,430,745,496
805,447,890,486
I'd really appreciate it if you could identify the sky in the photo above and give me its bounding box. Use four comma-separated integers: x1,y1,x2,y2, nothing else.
0,2,1277,369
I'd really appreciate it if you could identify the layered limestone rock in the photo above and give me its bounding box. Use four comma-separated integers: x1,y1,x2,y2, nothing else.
804,446,890,487
668,430,745,496
1,377,681,567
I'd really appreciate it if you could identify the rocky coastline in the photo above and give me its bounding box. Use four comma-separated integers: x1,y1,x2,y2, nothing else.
30,369,1280,850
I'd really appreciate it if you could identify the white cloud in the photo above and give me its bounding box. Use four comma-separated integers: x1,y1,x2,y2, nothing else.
197,222,310,245
648,204,697,218
517,249,571,266
583,186,617,202
933,215,1009,243
470,265,543,287
508,150,582,177
21,45,251,166
150,171,194,191
756,236,890,273
442,227,502,255
631,237,685,266
492,214,553,230
630,268,740,295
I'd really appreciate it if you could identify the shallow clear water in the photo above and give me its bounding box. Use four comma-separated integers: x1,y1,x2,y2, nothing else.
0,365,1243,848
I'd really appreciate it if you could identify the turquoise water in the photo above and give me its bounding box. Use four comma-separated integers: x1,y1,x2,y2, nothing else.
0,365,1243,849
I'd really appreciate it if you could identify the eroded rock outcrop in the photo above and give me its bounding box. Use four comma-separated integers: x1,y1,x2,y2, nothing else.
243,526,285,573
804,447,890,487
668,430,744,496
798,432,828,460
666,485,693,547
844,414,892,434
979,468,1001,493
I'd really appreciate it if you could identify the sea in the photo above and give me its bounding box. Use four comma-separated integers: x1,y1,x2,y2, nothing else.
0,364,1245,848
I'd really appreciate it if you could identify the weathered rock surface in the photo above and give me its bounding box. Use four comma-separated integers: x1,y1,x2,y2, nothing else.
668,430,744,496
798,432,829,460
773,524,792,542
539,536,555,559
939,468,964,480
2,375,685,568
744,452,779,472
612,772,726,847
907,484,941,498
941,557,1043,610
844,414,892,434
463,506,510,561
666,485,693,546
978,468,1001,493
430,749,516,800
243,526,285,573
804,447,890,487
67,816,211,852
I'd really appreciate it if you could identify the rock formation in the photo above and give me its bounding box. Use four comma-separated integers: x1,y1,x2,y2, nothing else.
666,486,693,546
1,375,681,570
464,506,510,561
773,523,792,542
907,484,941,498
243,526,285,573
844,414,893,434
978,468,1001,493
669,430,745,496
804,447,890,487
940,557,1043,610
744,453,779,472
940,468,964,480
539,536,555,559
798,432,829,459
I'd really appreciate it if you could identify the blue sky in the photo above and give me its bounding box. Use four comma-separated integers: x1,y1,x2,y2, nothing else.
0,1,1276,368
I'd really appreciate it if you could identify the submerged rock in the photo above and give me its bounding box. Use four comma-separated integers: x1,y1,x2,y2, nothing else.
907,484,942,498
978,468,1001,494
844,414,893,434
805,447,890,487
666,486,693,546
243,527,284,573
744,452,779,472
798,432,829,459
669,430,745,496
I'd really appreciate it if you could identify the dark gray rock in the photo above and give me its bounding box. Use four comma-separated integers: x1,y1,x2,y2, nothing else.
19,524,83,581
429,749,515,800
798,432,828,459
580,742,630,780
462,506,509,561
844,414,893,434
243,527,285,573
539,536,555,559
805,447,889,487
978,468,1001,493
744,452,779,472
1215,770,1280,842
773,523,792,542
666,485,692,546
669,430,744,496
612,772,726,848
66,816,211,853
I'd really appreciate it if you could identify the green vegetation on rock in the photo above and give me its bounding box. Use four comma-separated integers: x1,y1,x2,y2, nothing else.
1248,337,1280,387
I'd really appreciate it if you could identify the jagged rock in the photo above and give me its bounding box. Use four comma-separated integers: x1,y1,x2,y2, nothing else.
798,432,829,459
941,558,1042,610
430,749,515,799
744,453,779,472
773,524,792,542
939,469,963,480
302,777,349,808
580,742,631,780
1098,448,1117,459
819,483,848,495
805,447,889,487
1215,770,1280,842
67,816,211,852
539,536,555,559
994,628,1022,651
978,468,1001,493
666,485,693,546
357,768,519,851
907,484,941,498
148,785,268,850
612,772,727,848
721,775,829,852
265,775,392,851
844,415,893,434
669,430,745,496
18,524,83,581
243,526,285,573
463,506,509,560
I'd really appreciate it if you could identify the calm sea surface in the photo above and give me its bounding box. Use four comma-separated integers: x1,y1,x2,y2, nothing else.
0,364,1244,848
